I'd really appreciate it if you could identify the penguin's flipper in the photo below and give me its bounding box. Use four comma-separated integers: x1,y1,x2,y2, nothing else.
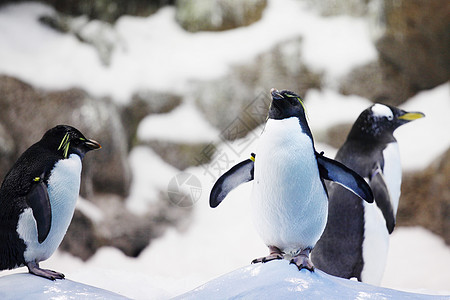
316,152,374,203
26,181,51,244
210,154,255,208
369,163,395,233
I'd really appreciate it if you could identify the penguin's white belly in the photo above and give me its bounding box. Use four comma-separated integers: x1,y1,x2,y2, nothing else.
361,201,389,285
17,154,82,263
382,142,402,215
361,142,401,285
251,118,328,255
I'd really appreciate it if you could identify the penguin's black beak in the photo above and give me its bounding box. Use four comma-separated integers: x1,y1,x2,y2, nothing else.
270,88,284,100
84,139,102,151
398,111,425,122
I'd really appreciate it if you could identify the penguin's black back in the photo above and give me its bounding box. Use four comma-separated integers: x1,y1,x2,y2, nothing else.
0,141,60,270
313,182,365,279
313,139,385,280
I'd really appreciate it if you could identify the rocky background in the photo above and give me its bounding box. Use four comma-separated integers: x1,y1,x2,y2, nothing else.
0,0,448,261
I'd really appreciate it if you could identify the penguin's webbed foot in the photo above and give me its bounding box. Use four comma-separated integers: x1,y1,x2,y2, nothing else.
27,262,65,281
251,245,284,264
251,253,283,264
290,255,314,271
289,248,314,272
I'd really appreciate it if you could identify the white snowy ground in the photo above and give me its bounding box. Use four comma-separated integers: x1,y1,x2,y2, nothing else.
0,0,449,299
0,274,130,300
174,260,444,300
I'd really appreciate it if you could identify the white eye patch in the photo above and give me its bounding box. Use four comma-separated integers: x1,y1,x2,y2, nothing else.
371,104,393,120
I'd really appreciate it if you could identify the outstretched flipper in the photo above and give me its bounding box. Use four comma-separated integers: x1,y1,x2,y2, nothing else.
316,152,374,203
210,154,255,208
26,177,51,243
369,163,395,233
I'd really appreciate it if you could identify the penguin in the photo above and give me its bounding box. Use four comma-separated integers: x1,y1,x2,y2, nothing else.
312,103,424,285
0,125,101,280
210,89,373,271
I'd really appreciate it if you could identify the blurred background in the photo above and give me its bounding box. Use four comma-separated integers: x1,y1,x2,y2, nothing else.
0,0,449,298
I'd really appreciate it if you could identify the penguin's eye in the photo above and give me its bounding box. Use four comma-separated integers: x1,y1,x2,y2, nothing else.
387,115,393,121
288,97,298,105
284,94,299,105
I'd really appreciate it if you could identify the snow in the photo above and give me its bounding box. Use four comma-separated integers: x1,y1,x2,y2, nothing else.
76,197,104,223
0,273,129,300
175,260,443,300
383,227,450,295
2,254,447,299
0,0,376,103
305,88,373,133
137,102,220,143
126,146,179,214
300,15,377,83
396,84,450,171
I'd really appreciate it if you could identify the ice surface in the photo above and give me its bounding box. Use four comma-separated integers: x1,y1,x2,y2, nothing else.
175,260,445,300
0,273,129,300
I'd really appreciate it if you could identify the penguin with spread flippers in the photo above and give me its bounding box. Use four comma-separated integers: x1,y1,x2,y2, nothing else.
0,125,101,280
312,104,424,285
210,89,373,271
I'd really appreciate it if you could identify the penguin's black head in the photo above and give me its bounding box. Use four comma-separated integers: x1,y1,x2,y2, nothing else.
41,125,101,159
268,89,307,120
349,103,425,141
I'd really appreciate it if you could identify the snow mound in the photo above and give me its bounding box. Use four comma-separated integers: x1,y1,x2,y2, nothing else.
175,260,445,300
0,273,129,300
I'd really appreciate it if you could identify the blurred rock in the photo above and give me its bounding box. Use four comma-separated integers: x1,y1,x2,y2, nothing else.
0,0,175,23
175,0,267,32
121,90,182,149
39,13,119,66
195,38,322,138
340,60,416,106
302,0,374,17
318,123,353,149
0,75,131,198
61,193,192,259
377,0,450,91
397,147,450,244
59,209,103,260
0,123,15,180
146,141,212,170
340,0,449,105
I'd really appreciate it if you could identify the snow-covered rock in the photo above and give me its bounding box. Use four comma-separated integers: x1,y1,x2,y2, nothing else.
175,260,445,299
0,273,129,300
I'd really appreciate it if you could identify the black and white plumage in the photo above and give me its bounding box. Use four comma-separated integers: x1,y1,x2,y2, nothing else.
0,125,101,280
312,104,424,285
210,89,373,271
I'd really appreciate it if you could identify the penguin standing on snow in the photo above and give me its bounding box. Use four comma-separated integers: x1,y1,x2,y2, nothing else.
210,89,373,271
0,125,101,280
312,104,424,285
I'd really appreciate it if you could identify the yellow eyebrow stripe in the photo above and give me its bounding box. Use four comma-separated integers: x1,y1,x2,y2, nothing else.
58,133,69,151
